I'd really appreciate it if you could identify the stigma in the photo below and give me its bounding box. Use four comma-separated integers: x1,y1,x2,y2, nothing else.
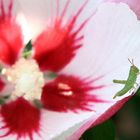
2,58,45,101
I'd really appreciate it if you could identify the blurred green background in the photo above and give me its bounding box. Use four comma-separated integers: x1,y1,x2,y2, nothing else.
81,89,140,140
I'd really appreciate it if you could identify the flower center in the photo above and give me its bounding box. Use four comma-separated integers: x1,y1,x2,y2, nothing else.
2,58,45,101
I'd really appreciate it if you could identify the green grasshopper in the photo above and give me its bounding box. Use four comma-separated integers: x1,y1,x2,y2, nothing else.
113,59,140,99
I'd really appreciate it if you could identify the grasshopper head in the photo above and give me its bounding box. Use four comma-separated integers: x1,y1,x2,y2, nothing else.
128,59,139,75
131,65,139,75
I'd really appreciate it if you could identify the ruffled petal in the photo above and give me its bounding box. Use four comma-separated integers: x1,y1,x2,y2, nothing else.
106,0,140,19
40,2,140,140
0,97,41,140
1,1,140,140
0,0,23,65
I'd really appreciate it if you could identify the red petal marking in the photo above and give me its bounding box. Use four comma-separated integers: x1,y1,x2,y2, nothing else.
0,97,41,140
41,74,104,112
0,19,23,65
33,0,89,72
0,0,23,65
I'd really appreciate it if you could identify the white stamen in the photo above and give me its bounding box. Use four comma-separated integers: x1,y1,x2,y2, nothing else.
58,83,73,96
1,68,6,75
58,83,71,90
3,58,45,101
7,76,12,82
61,91,73,96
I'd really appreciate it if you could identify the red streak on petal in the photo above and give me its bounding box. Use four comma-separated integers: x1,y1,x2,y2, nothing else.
60,0,70,20
0,0,23,65
41,75,104,113
0,97,41,140
0,0,13,20
0,0,5,19
33,0,89,72
8,0,13,17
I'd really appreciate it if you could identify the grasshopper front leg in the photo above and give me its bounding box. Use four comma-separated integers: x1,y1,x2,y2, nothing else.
113,80,127,84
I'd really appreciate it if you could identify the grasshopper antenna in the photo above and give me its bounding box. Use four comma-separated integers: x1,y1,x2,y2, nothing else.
128,58,134,66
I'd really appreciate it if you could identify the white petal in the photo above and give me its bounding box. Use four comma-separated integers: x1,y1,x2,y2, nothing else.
62,2,140,76
106,0,140,19
39,110,94,140
53,2,140,139
14,0,50,39
14,0,102,39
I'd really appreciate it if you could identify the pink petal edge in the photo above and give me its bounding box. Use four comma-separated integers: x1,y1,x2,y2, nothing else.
106,0,140,19
68,95,132,140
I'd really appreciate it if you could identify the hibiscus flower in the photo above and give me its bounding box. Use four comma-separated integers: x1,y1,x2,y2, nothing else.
0,0,140,140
